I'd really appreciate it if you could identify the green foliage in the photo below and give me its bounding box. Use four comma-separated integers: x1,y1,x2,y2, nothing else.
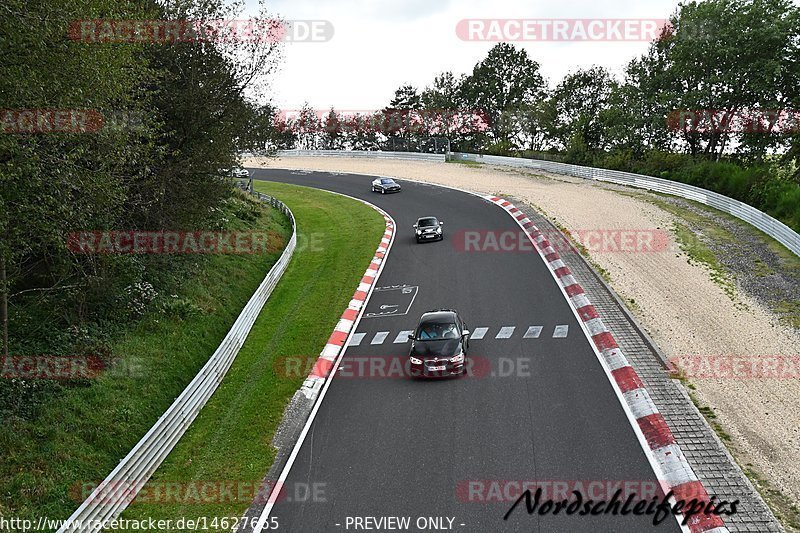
0,0,283,358
0,197,292,520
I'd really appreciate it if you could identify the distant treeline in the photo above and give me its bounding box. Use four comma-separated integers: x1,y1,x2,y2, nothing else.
279,0,800,232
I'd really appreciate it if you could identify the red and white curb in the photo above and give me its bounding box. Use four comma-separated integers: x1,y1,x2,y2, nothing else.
299,213,395,400
487,196,728,533
250,193,395,533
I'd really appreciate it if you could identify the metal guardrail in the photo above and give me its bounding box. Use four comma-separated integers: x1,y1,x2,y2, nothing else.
449,152,800,257
275,149,800,257
58,191,297,533
277,149,445,162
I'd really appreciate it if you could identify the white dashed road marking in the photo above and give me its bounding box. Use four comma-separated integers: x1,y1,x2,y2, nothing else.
523,326,543,339
354,325,569,344
371,331,390,345
553,325,569,338
348,332,366,347
470,327,488,340
496,326,516,339
394,330,414,343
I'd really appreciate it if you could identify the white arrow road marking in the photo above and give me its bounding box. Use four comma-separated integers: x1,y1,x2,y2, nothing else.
370,331,390,345
470,327,488,340
553,325,569,338
348,333,366,347
523,326,543,339
394,330,414,343
496,326,516,339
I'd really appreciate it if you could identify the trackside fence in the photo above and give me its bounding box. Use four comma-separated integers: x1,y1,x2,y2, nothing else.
58,191,296,532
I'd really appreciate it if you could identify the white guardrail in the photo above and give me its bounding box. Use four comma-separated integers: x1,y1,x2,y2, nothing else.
276,149,800,257
59,191,296,533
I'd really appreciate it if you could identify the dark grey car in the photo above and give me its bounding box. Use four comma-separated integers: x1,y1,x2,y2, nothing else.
413,216,443,242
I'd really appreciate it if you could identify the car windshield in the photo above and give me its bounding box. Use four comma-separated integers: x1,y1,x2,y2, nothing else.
418,218,438,227
380,179,395,184
416,322,459,340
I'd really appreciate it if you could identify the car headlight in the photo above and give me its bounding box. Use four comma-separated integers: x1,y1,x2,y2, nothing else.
416,230,422,235
436,227,442,233
410,356,422,364
450,353,464,363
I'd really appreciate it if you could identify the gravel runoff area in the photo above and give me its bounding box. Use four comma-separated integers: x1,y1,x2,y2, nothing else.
245,156,800,516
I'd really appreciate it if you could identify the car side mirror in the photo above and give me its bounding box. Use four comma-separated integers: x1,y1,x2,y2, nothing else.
439,221,444,225
408,334,415,340
412,224,417,228
462,329,470,337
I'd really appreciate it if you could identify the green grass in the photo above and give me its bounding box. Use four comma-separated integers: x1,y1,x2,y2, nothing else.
742,466,800,532
113,181,384,529
672,222,738,301
621,190,800,327
0,192,293,521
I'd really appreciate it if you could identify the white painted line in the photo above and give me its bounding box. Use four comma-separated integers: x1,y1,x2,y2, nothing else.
553,325,569,338
370,331,390,345
393,330,414,343
655,443,699,487
470,327,488,340
348,333,366,347
584,317,608,336
623,388,658,419
496,326,515,339
523,326,543,339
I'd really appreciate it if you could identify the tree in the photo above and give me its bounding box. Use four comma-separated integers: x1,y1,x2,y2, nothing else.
460,43,546,149
347,112,383,151
383,85,422,151
322,107,345,149
631,0,799,160
547,67,617,157
295,103,322,150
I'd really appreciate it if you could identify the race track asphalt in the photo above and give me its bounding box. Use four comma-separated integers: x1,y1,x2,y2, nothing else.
248,169,682,533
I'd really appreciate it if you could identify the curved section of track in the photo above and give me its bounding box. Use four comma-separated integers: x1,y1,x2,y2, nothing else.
250,169,683,533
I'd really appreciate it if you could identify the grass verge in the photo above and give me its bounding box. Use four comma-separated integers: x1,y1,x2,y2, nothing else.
113,181,384,529
0,192,292,521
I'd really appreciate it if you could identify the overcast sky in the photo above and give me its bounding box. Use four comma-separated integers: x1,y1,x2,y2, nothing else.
241,0,698,111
